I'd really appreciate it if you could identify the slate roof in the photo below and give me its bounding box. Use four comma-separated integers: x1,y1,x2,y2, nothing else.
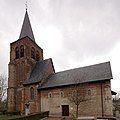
111,91,117,95
38,62,113,89
24,59,53,85
19,10,35,41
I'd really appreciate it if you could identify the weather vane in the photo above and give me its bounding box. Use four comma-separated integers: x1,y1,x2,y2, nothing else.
25,0,28,10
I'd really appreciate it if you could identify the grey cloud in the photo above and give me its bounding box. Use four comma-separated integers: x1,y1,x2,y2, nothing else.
50,0,120,59
0,0,120,74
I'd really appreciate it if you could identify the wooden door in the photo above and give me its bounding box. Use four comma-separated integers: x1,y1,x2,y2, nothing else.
62,105,69,116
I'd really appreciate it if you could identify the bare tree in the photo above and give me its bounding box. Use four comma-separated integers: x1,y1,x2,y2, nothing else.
69,83,88,118
0,75,7,111
112,91,120,101
112,91,120,116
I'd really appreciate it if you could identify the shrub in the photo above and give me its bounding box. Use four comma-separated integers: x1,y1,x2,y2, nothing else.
8,111,49,120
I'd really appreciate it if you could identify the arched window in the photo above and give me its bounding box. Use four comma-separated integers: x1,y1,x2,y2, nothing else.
60,91,64,97
15,47,19,59
36,51,39,61
48,92,52,98
31,47,35,59
30,87,34,100
88,90,91,95
20,45,24,57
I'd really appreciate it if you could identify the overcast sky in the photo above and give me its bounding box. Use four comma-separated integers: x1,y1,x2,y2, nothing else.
0,0,120,91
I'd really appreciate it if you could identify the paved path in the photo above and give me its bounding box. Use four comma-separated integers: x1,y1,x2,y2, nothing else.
41,116,71,120
44,117,61,120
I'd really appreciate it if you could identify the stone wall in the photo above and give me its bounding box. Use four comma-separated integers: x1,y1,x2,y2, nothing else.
40,80,113,117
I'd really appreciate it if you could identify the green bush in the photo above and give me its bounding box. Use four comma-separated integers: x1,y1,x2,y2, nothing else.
6,111,21,116
8,111,49,120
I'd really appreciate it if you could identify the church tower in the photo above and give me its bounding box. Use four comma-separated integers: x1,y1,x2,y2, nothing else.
7,10,43,112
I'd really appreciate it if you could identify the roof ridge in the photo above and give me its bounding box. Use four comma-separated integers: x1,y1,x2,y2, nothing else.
55,61,110,74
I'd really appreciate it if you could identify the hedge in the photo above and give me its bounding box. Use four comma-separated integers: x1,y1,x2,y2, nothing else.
8,111,49,120
6,111,21,116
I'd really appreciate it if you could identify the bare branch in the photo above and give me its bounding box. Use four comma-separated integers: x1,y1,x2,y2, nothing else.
0,75,7,102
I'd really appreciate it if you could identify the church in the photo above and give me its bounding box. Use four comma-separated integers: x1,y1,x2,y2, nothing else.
7,9,114,117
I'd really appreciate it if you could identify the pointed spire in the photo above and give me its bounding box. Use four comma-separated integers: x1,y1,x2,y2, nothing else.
25,0,28,11
19,9,35,42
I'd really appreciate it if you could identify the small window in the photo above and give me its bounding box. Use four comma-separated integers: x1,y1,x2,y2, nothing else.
106,96,110,102
60,91,64,97
48,92,52,98
88,90,91,95
20,45,24,57
31,47,35,59
19,81,22,86
30,87,34,100
15,47,19,59
36,51,39,61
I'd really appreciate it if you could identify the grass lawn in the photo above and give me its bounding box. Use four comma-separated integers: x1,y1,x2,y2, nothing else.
0,115,20,120
0,115,9,120
0,115,10,120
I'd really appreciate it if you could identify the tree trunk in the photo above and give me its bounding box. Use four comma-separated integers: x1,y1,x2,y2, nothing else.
76,105,78,118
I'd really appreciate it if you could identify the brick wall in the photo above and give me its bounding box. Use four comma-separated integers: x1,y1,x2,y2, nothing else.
21,59,54,115
21,84,41,114
40,80,113,117
7,37,43,112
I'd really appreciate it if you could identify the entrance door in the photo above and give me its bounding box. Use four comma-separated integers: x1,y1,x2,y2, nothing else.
25,104,30,115
62,105,69,116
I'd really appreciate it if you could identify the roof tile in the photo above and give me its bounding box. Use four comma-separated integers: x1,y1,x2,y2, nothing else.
39,61,113,89
19,10,35,41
